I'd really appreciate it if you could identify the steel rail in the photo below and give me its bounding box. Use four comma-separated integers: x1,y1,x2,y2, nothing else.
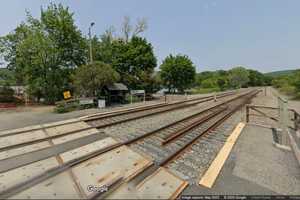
0,90,256,199
158,90,260,166
84,91,236,122
92,92,237,129
92,90,260,199
0,91,238,153
161,107,227,145
0,91,235,138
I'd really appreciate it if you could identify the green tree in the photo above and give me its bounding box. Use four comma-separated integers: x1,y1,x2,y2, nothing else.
17,28,66,103
0,3,87,103
160,54,196,93
292,70,300,97
110,36,157,90
73,61,119,97
40,3,87,67
228,67,250,88
247,69,265,86
0,23,31,85
0,68,16,86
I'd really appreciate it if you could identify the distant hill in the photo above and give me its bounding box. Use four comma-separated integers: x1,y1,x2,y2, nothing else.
264,69,298,77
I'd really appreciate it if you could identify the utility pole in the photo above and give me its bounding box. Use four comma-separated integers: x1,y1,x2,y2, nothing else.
88,22,95,63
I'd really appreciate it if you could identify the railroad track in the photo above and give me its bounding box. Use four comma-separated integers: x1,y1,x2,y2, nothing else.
0,89,260,198
95,89,261,198
85,91,237,129
0,91,235,139
128,89,259,166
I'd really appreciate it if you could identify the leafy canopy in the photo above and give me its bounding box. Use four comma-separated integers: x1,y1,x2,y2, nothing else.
94,36,157,91
160,54,196,92
0,3,87,103
228,67,250,88
73,61,120,97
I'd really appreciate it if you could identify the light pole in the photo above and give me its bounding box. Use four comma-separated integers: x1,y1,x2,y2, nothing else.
88,22,95,63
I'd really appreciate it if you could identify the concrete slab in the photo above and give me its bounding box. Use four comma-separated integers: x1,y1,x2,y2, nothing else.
0,133,108,173
71,145,153,197
45,122,91,137
106,167,188,199
41,118,80,128
182,123,300,196
51,128,99,145
0,157,59,193
0,130,47,149
232,124,300,195
59,137,118,163
0,125,42,136
0,141,51,160
9,172,80,199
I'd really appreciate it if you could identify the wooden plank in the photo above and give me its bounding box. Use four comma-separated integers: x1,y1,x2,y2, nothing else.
9,172,80,199
59,137,118,163
0,157,59,193
51,128,99,145
45,122,91,137
199,122,245,188
71,145,153,197
0,141,51,161
106,167,188,199
0,130,47,149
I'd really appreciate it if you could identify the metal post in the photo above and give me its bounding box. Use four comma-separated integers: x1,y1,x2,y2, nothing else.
164,94,167,103
143,92,146,104
214,92,217,102
130,94,132,104
88,22,95,63
264,87,267,96
278,97,289,146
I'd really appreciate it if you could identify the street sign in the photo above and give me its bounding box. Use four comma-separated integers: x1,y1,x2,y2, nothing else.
63,91,71,99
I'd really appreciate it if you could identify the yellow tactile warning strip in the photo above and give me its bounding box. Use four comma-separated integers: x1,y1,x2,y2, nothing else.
199,122,245,188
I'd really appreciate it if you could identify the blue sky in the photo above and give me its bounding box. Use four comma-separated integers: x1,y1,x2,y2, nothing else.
0,0,299,73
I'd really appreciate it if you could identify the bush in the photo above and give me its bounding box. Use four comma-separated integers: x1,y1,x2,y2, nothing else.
279,85,296,96
190,87,220,94
54,100,80,113
0,86,15,103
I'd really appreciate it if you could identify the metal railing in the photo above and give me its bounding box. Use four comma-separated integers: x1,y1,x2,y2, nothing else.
246,104,299,131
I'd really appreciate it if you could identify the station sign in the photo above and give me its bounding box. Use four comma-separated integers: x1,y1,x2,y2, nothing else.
131,90,145,95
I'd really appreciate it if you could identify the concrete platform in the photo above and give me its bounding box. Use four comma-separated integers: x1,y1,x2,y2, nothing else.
183,123,300,195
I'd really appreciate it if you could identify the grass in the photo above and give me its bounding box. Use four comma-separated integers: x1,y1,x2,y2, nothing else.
190,87,221,94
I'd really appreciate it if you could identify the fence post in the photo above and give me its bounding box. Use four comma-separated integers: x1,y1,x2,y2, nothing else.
246,105,249,123
214,92,217,102
264,87,267,96
278,97,289,146
295,111,299,131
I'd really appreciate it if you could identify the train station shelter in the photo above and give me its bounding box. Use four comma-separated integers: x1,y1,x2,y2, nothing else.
102,83,129,104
